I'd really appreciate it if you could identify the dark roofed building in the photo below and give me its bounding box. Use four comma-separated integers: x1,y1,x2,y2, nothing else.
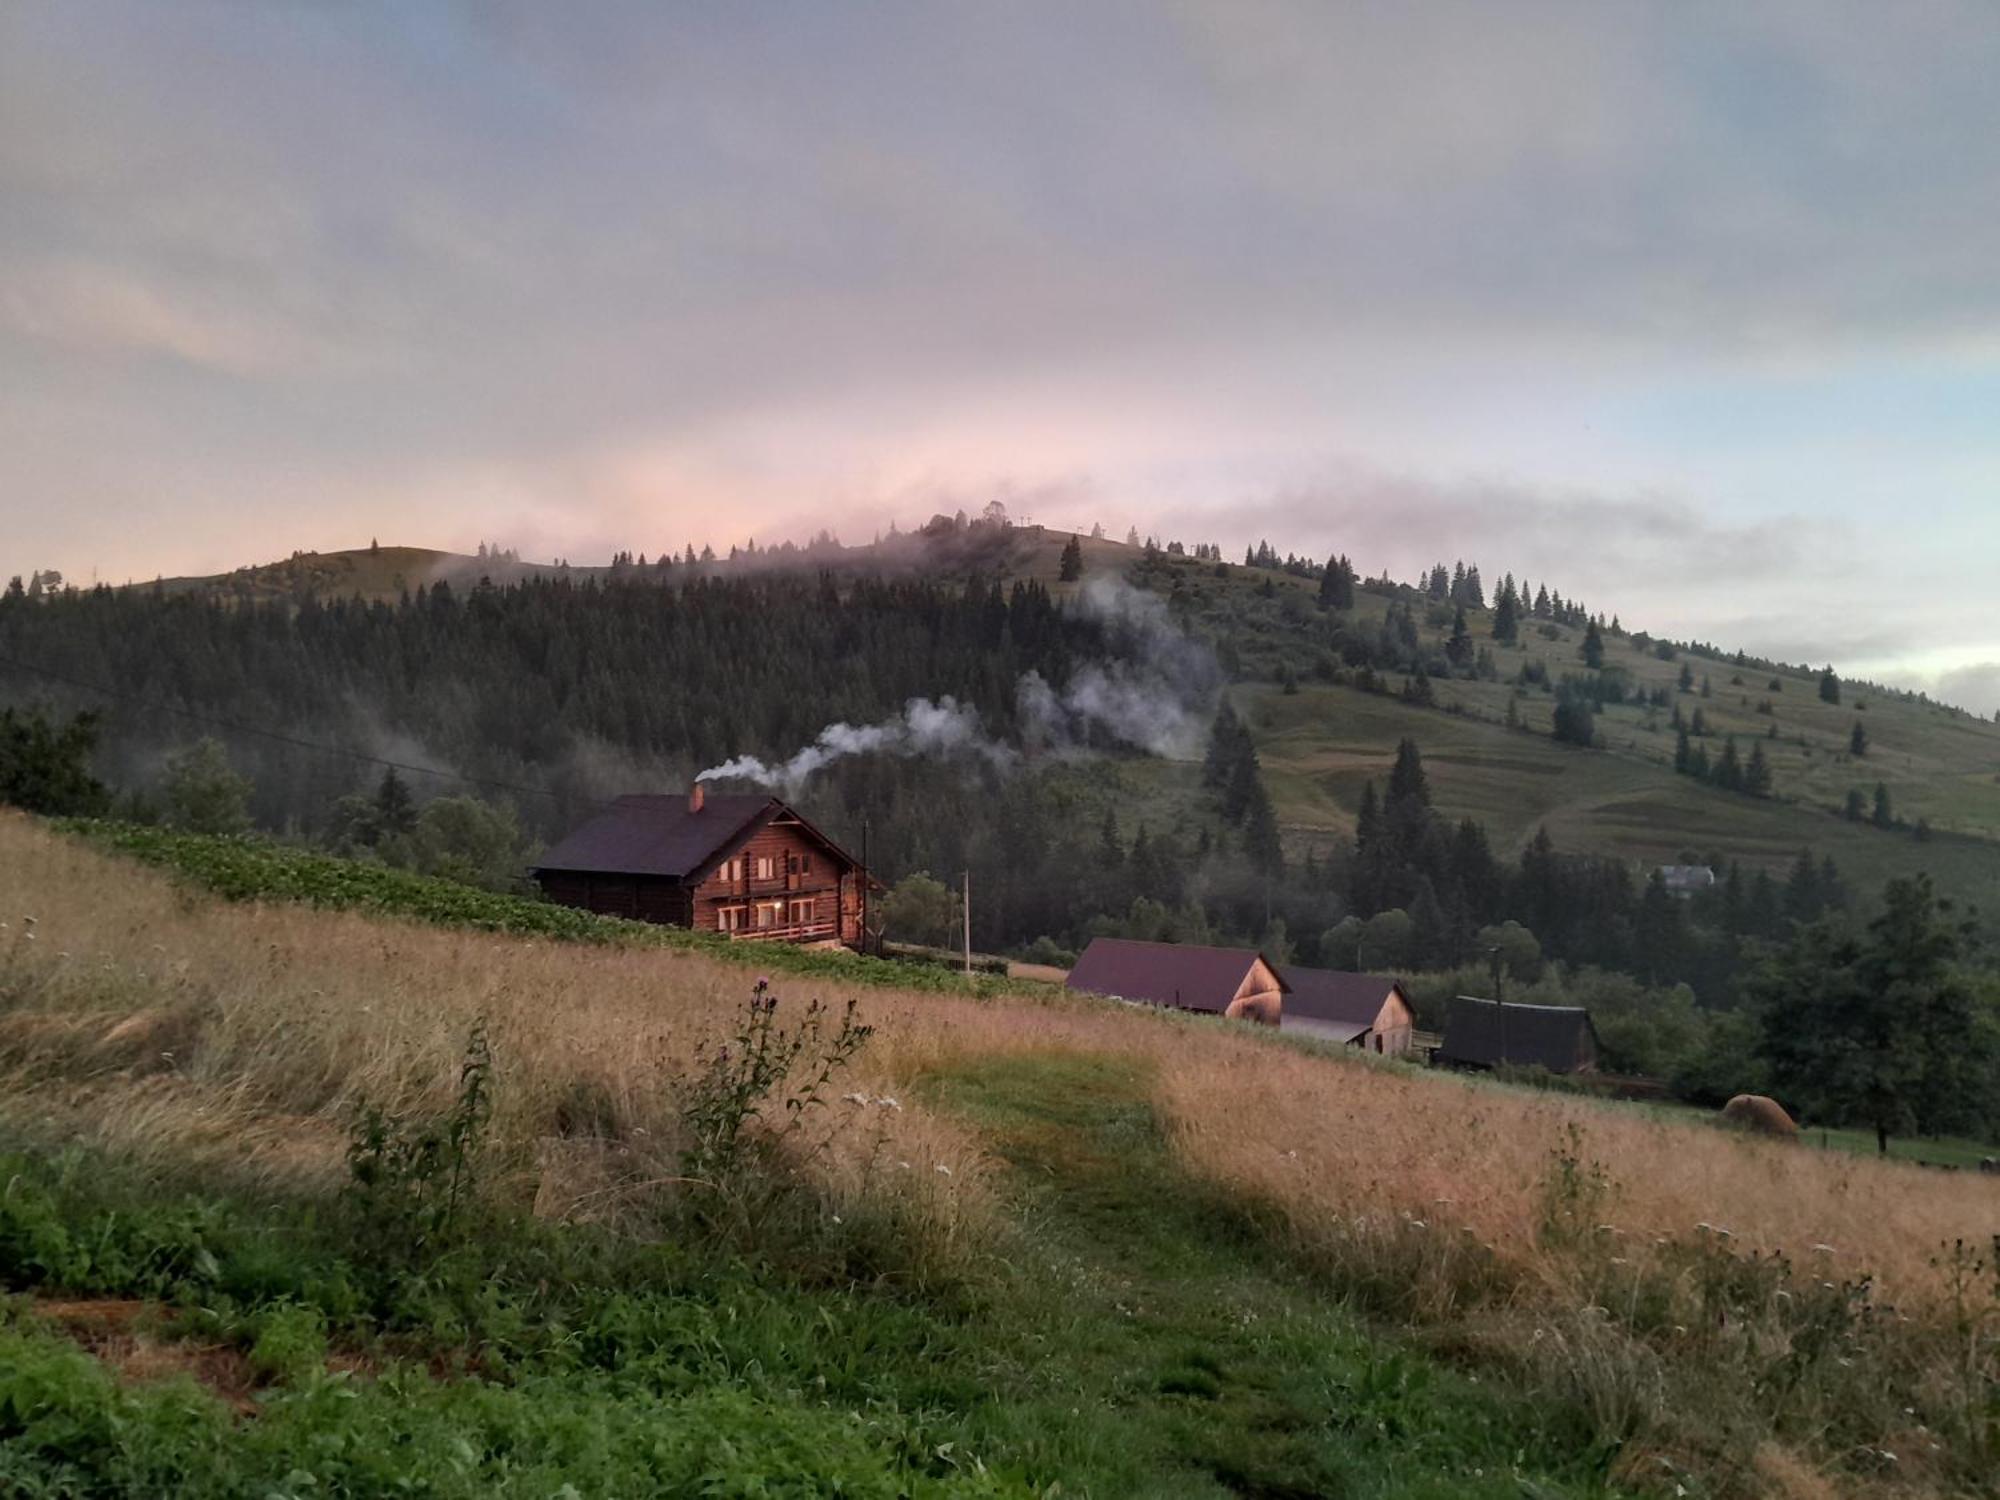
1280,969,1416,1055
1434,996,1600,1074
533,786,866,946
1065,937,1286,1026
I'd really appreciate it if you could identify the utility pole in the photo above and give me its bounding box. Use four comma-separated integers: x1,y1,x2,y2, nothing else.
962,869,973,977
1488,944,1507,1065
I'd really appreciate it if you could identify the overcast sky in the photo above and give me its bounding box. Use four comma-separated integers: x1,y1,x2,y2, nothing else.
5,3,2000,707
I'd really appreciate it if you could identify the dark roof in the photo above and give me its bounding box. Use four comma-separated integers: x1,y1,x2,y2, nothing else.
532,793,779,879
1280,968,1404,1027
1065,938,1288,1013
1435,996,1601,1073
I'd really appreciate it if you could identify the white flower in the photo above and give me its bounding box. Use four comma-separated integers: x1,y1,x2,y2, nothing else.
934,1164,952,1177
841,1092,868,1106
897,1160,911,1170
875,1096,902,1111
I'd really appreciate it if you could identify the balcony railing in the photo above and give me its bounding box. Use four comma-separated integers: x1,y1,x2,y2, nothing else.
726,919,840,943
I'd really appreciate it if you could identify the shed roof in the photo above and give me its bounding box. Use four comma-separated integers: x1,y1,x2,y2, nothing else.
1435,996,1600,1073
1280,968,1405,1028
1065,938,1289,1013
533,793,780,879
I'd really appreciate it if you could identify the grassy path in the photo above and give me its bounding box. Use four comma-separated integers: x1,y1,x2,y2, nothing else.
921,1051,1622,1499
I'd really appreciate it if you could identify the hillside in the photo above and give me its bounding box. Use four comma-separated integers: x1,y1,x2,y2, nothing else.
3,812,1997,1496
130,529,2000,907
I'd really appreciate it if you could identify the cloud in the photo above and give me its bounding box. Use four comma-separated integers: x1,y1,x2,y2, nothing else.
1927,663,2000,720
3,0,1999,694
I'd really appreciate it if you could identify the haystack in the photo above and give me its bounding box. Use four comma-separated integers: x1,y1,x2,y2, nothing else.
1721,1093,1798,1139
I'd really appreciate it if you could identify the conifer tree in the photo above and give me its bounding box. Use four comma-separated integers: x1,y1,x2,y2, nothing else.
1744,741,1772,798
1385,737,1430,811
1058,534,1083,582
1819,667,1841,705
1580,619,1605,669
1445,607,1473,668
1872,781,1894,828
1849,720,1868,757
1491,583,1519,643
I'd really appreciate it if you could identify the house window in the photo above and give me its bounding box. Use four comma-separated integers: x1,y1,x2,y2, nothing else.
789,898,815,925
716,905,747,932
755,901,784,929
722,857,743,883
755,855,776,881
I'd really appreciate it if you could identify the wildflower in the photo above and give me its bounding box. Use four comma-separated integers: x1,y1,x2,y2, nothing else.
875,1096,901,1111
841,1091,868,1106
831,1214,842,1225
934,1164,952,1177
897,1160,911,1170
1407,1219,1427,1231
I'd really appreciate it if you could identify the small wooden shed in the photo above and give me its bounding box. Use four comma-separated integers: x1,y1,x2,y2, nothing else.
1279,969,1416,1055
1434,996,1600,1074
1065,938,1288,1025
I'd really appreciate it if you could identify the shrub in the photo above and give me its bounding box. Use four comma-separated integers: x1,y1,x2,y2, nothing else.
673,979,872,1243
343,1023,494,1272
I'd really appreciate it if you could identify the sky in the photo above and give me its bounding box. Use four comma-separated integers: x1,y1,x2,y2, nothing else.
4,2,2000,708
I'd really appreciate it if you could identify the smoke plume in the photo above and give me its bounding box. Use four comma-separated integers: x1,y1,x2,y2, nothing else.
696,577,1217,792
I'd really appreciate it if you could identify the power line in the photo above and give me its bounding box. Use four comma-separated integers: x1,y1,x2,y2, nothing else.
0,651,597,809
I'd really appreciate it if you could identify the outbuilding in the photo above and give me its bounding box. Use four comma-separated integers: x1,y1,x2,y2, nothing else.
1434,996,1600,1074
1065,937,1287,1025
1280,969,1416,1055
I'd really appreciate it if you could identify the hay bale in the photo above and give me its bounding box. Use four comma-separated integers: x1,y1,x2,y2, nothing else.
1721,1094,1798,1139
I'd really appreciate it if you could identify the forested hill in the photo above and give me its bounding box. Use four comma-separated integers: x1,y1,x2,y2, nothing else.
8,523,2000,996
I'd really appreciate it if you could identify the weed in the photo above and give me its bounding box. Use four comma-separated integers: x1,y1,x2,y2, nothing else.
673,979,872,1242
342,1022,494,1270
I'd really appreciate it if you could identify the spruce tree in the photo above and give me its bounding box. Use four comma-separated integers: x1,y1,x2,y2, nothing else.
1744,741,1772,798
1491,584,1519,643
1580,619,1605,669
1819,667,1841,705
1849,721,1868,757
1872,781,1894,828
1385,738,1430,810
1058,534,1083,582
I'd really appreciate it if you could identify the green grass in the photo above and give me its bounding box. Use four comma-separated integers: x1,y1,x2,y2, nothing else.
0,1052,1624,1500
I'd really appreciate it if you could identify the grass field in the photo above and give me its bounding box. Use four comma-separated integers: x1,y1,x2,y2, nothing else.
3,811,1997,1496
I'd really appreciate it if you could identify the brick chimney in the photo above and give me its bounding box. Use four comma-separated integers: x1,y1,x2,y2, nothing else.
688,782,705,814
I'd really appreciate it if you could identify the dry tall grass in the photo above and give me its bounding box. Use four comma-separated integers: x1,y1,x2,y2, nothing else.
4,811,1997,1490
2,810,1994,1307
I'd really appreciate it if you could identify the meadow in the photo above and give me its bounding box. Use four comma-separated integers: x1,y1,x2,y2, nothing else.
2,811,1997,1496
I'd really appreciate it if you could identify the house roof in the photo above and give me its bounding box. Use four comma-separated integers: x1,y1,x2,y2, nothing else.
532,793,781,879
1435,996,1600,1072
1280,968,1404,1028
1065,938,1289,1013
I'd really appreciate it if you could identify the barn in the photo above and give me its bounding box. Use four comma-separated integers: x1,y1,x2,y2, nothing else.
1279,969,1416,1055
532,786,867,946
1434,996,1600,1074
1065,937,1287,1025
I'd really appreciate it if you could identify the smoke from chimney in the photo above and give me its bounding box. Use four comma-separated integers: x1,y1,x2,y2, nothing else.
694,577,1218,794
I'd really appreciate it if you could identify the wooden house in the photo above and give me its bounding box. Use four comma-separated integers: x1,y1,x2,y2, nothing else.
1434,996,1600,1074
1065,937,1287,1025
532,786,867,947
1279,969,1416,1055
